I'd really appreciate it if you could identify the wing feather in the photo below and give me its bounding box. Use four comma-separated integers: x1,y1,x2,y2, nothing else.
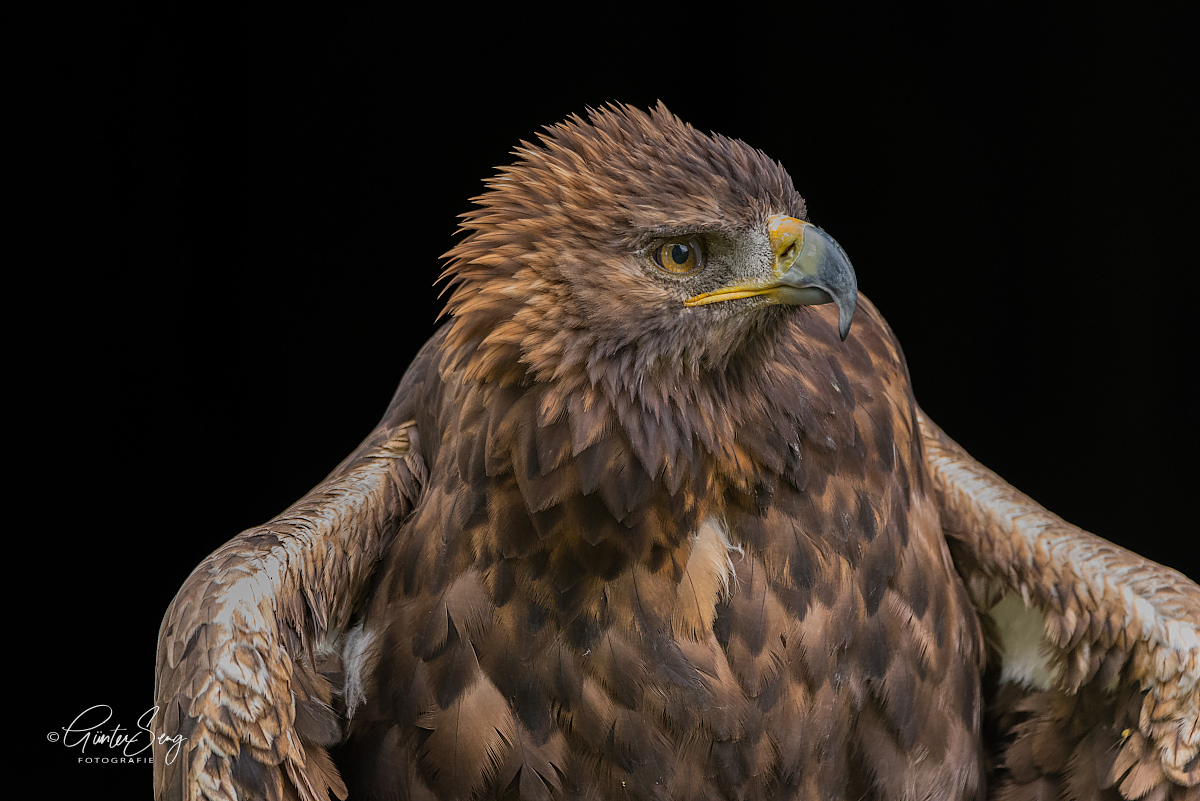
918,410,1199,798
153,418,427,801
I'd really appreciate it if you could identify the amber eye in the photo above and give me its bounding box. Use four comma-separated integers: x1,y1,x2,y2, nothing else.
652,238,702,274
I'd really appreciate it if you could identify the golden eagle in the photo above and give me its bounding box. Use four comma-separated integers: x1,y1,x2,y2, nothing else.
154,104,1199,801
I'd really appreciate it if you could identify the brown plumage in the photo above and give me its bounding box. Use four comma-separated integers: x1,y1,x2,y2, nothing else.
153,104,1199,801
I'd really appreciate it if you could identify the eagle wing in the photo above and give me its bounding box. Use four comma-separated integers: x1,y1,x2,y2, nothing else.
152,411,428,801
919,411,1199,799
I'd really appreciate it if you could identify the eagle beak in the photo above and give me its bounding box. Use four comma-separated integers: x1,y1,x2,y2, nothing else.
684,215,858,340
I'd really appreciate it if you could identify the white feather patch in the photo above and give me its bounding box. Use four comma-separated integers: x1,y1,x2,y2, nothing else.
699,516,741,597
989,593,1062,690
341,623,377,718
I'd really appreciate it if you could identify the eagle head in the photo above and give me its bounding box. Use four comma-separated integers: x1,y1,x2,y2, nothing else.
438,103,857,392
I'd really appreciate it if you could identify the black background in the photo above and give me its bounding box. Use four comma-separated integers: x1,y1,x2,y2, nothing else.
27,7,1194,797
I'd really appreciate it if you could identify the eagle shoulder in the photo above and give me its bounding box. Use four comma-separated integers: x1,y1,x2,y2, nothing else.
152,418,427,801
920,411,1200,798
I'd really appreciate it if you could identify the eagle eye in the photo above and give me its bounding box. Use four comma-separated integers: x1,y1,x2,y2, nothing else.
651,237,703,275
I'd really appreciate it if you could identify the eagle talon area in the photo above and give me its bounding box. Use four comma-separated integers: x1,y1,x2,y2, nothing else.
154,103,1199,801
